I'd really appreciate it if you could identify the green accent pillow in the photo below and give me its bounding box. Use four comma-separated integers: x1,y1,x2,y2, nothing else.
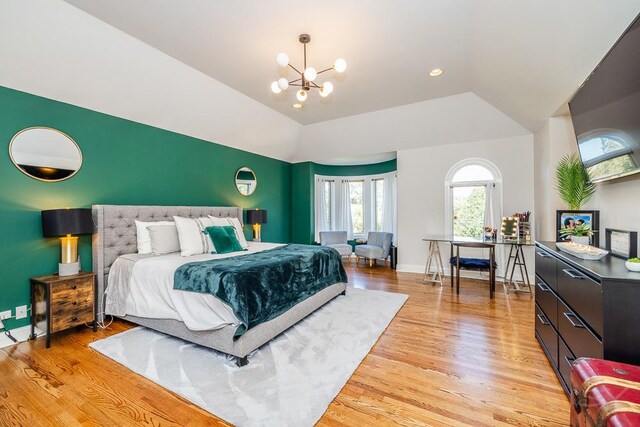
205,226,244,254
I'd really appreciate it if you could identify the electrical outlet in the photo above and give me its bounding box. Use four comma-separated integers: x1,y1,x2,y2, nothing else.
16,305,27,320
0,310,11,320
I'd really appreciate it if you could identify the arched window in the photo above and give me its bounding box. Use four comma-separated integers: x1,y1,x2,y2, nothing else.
445,159,502,239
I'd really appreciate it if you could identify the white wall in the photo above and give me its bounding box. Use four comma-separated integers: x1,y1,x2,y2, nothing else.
397,134,535,276
533,115,577,240
535,114,640,251
295,92,530,163
0,0,301,161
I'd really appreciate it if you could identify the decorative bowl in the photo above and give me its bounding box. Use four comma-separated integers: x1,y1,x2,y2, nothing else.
626,261,640,272
556,242,608,260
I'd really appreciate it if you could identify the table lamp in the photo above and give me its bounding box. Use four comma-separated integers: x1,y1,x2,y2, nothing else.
42,208,93,276
246,209,267,242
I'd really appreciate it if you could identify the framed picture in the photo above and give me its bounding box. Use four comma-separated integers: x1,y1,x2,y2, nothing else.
605,228,638,259
556,210,600,247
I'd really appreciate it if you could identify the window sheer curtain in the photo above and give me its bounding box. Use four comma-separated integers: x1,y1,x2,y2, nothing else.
335,179,354,240
484,183,504,277
381,174,397,244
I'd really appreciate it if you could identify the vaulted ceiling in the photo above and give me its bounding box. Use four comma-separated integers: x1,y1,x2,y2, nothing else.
63,0,639,132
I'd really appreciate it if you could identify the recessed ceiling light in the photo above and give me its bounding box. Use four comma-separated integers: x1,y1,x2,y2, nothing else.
292,103,304,109
429,68,444,77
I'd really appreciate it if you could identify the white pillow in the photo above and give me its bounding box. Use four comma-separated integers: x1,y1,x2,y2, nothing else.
135,220,174,254
209,216,249,249
173,216,216,256
147,224,181,255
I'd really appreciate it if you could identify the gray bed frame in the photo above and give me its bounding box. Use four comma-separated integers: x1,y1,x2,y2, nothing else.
92,205,346,366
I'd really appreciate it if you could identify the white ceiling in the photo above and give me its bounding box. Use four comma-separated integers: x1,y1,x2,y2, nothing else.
62,0,640,131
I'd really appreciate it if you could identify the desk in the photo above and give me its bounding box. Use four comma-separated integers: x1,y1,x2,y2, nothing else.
422,236,534,294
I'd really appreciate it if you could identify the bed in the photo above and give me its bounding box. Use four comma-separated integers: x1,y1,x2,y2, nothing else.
92,205,347,366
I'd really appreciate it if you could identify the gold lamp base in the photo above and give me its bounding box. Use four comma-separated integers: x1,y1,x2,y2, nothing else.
59,235,80,276
252,223,262,242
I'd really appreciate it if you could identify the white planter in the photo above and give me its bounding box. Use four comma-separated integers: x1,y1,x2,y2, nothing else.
571,236,590,246
626,261,640,272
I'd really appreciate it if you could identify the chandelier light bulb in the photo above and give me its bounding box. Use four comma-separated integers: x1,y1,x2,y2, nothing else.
271,81,282,94
276,53,289,67
334,58,347,73
277,77,289,91
296,89,308,102
320,81,333,97
303,67,317,81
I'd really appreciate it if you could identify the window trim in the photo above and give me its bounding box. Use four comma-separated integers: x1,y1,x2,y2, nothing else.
444,159,502,238
315,171,396,240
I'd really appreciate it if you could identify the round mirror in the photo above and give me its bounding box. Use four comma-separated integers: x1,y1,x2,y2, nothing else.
235,167,257,196
9,127,82,182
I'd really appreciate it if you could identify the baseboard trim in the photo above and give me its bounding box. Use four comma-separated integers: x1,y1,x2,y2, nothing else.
0,325,42,349
397,264,534,283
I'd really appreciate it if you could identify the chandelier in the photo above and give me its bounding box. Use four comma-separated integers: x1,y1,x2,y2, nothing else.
270,34,347,103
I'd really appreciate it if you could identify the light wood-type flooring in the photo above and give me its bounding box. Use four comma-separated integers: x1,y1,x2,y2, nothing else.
0,263,569,426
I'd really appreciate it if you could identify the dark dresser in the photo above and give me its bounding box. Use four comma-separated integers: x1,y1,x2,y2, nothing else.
534,241,640,395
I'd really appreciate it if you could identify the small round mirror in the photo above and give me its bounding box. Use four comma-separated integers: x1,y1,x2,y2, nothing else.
9,127,82,182
235,167,257,196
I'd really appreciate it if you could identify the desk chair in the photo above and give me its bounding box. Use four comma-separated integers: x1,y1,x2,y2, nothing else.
450,242,497,299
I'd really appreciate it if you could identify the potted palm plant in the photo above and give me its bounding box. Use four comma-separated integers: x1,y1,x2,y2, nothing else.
555,154,596,210
556,153,597,244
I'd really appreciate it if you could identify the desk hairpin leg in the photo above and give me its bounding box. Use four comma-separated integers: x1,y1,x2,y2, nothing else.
502,243,532,296
423,241,445,286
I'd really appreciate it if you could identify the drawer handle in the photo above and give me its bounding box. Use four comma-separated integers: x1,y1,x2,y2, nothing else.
72,301,77,305
563,312,586,328
71,285,77,290
71,316,78,322
565,355,576,366
536,251,550,258
562,269,585,280
536,282,551,292
537,314,550,326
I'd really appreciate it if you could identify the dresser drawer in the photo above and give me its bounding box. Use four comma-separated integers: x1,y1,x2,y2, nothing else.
535,248,557,291
558,337,575,392
556,261,603,336
558,299,603,360
535,303,558,369
535,275,558,327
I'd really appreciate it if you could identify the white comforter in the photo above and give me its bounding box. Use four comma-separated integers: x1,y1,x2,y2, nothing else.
105,242,283,331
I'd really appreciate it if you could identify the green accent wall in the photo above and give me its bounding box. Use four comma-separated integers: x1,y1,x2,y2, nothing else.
291,159,397,244
0,86,291,329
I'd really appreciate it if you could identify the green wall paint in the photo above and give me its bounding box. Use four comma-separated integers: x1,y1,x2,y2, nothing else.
291,159,397,244
0,86,291,329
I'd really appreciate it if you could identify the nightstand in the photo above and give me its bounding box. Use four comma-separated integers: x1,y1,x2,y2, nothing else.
30,271,97,348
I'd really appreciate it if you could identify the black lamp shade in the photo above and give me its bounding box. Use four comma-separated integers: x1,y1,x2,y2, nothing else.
42,208,93,237
246,209,267,224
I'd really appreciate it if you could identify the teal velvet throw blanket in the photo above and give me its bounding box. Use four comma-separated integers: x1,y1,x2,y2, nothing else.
174,244,348,338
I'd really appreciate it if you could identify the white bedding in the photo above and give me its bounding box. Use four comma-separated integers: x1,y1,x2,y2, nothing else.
105,242,283,331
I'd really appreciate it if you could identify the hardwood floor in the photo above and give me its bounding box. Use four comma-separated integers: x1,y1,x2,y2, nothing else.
0,264,569,426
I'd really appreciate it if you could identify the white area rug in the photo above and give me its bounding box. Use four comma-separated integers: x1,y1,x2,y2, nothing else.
90,288,407,426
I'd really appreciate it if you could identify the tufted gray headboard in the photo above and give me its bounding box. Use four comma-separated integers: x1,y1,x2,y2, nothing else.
92,205,243,321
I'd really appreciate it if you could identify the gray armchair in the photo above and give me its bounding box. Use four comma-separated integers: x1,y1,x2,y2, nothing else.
319,231,352,262
355,232,393,267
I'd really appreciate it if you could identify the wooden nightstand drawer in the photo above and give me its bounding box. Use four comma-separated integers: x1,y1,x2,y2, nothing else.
51,306,94,332
51,277,93,296
30,271,97,347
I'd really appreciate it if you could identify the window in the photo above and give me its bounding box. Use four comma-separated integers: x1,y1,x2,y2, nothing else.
314,172,396,241
445,159,502,240
349,181,364,235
